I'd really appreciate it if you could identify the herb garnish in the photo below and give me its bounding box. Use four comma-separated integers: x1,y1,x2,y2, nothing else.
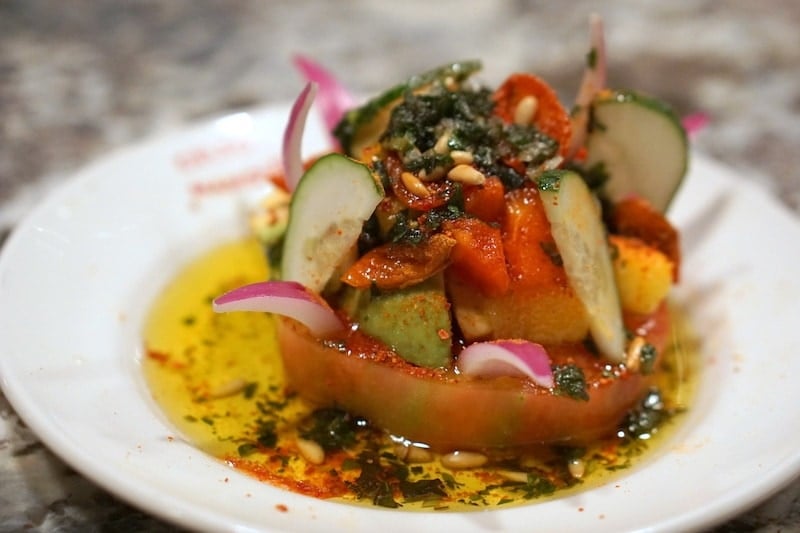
299,408,364,451
553,364,590,401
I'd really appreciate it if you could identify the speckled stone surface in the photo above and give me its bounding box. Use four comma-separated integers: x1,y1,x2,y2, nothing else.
1,1,799,531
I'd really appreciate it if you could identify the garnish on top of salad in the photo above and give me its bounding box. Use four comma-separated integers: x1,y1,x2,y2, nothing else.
213,15,687,452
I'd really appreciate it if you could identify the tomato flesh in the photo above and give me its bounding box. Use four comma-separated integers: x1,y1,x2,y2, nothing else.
275,304,670,452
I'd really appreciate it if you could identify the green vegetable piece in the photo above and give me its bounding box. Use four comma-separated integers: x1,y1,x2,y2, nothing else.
537,170,626,363
352,274,452,368
586,90,688,212
334,60,482,157
281,153,384,293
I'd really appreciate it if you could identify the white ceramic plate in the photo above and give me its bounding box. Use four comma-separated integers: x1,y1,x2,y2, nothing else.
1,104,800,533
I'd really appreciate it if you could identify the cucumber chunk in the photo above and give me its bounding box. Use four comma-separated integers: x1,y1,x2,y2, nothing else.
281,154,384,293
586,90,688,212
333,61,482,158
537,170,626,363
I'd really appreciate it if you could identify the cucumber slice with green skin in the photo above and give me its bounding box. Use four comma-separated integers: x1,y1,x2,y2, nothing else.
586,90,688,212
333,60,482,158
281,153,384,293
537,170,626,363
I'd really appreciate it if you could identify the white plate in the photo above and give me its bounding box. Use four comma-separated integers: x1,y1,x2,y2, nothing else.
2,104,800,533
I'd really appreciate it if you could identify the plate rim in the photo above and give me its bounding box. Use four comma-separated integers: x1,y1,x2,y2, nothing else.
2,105,800,532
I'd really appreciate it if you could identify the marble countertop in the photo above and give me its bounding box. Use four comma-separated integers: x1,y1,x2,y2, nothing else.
2,0,799,531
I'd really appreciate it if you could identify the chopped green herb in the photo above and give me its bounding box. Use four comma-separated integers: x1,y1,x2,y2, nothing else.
536,170,565,192
242,382,258,399
639,343,658,375
256,419,278,448
237,443,258,457
299,408,363,451
399,478,447,502
619,388,667,440
553,364,589,401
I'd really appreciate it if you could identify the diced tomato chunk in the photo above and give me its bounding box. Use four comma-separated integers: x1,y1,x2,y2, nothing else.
502,185,568,288
441,218,509,297
463,176,506,224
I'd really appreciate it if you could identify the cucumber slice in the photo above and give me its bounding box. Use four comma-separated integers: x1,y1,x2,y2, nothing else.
586,90,688,212
281,154,384,293
537,170,626,363
333,60,482,158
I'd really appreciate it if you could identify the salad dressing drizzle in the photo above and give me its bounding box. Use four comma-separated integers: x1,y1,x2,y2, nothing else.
143,238,699,510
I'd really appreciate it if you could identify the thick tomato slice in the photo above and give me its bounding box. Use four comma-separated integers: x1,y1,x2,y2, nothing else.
275,304,671,452
493,73,572,157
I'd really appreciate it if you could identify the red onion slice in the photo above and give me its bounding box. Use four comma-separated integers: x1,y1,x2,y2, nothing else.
282,82,318,192
213,280,344,337
458,340,554,389
292,54,355,145
682,112,710,138
566,13,607,160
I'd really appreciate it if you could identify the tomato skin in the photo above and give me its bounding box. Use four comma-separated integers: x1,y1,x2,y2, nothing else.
275,304,670,452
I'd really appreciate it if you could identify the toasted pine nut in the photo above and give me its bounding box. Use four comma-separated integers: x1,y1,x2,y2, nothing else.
296,438,325,465
407,446,434,463
394,443,434,463
625,335,647,371
447,164,486,185
208,378,248,399
514,95,539,125
450,150,474,165
497,470,529,483
441,450,488,470
568,458,586,479
401,171,432,198
434,132,451,154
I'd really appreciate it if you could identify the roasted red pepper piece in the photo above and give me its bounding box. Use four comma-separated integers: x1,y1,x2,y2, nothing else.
340,233,456,290
442,217,510,297
493,73,572,157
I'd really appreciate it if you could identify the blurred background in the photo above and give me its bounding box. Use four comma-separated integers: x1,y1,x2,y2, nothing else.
1,0,799,530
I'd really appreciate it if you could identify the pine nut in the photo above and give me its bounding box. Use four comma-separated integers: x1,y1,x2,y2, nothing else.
625,335,647,371
296,438,325,465
395,443,433,463
568,458,586,479
447,164,486,185
514,95,539,125
208,378,247,399
434,132,451,154
401,171,432,198
497,470,529,483
441,450,488,470
450,150,474,165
